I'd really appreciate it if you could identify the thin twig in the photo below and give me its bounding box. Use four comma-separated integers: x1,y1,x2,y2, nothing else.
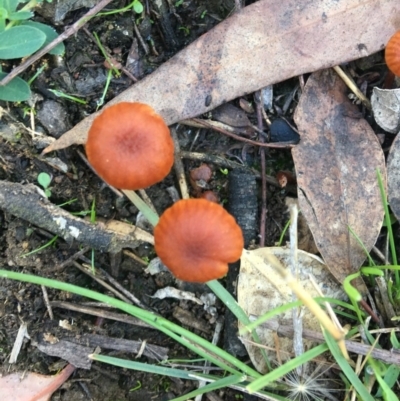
133,20,149,54
181,118,296,149
171,127,190,199
41,285,54,320
0,0,115,86
73,261,132,304
256,95,267,246
138,189,157,213
98,266,151,310
47,246,91,273
195,317,224,401
288,204,304,373
333,66,371,109
82,27,138,82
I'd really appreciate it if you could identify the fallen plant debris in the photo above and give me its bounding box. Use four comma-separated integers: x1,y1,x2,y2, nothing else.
43,0,400,153
0,180,153,252
1,0,400,399
292,69,386,286
1,364,76,401
238,246,344,373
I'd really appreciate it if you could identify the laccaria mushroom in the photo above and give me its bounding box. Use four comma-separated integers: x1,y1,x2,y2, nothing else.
86,102,174,190
154,199,244,283
385,30,400,76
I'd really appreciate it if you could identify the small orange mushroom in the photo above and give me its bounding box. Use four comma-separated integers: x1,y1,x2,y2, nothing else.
385,30,400,76
86,102,174,190
154,199,244,283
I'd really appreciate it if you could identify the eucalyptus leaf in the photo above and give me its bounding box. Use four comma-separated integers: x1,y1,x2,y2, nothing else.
21,21,64,55
0,71,30,101
7,10,33,20
0,25,45,59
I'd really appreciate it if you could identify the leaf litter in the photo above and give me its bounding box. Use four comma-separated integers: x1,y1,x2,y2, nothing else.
292,69,386,285
2,0,400,398
43,0,400,153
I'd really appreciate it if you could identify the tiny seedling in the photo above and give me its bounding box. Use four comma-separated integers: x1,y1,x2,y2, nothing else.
37,172,52,197
97,0,143,16
0,0,65,101
21,234,58,257
178,26,190,36
48,89,87,105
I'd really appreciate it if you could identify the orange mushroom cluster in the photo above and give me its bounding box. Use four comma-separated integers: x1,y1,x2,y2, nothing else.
86,102,243,283
86,102,174,190
386,30,400,76
154,199,244,283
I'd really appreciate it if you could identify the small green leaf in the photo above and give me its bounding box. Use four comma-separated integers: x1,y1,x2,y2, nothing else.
21,21,65,55
38,172,52,190
360,267,384,277
0,71,30,101
7,10,33,20
390,330,400,349
343,273,362,302
133,0,143,13
0,7,8,19
0,26,45,59
4,0,20,13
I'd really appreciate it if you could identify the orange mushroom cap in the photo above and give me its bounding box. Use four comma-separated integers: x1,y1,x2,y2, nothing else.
385,30,400,76
86,102,174,190
154,199,244,283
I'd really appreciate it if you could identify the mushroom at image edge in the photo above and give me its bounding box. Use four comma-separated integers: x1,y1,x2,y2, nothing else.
154,199,244,283
86,102,174,190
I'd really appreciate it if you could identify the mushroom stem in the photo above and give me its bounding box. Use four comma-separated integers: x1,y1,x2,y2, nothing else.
122,189,159,226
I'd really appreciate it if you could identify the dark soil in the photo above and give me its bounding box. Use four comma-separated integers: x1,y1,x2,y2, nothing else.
0,1,299,400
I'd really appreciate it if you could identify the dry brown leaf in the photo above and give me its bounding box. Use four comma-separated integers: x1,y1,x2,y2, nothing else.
238,247,343,373
1,364,75,401
44,0,400,153
371,87,400,133
292,69,385,284
387,134,400,221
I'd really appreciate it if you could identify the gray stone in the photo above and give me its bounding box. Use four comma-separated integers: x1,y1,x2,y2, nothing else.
36,100,71,138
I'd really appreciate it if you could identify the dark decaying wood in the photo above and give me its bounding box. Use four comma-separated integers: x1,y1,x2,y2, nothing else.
223,170,258,357
0,181,153,253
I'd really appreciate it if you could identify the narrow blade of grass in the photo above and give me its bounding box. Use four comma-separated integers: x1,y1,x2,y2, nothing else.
171,374,245,401
323,330,374,401
246,343,328,393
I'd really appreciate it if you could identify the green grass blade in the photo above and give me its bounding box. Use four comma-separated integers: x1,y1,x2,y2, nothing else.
377,169,398,282
246,343,328,393
0,269,258,378
90,354,200,379
323,330,374,401
171,374,245,401
207,279,271,371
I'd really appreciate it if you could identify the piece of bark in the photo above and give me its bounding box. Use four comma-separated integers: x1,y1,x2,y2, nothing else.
0,181,153,253
223,169,258,357
50,300,152,328
43,0,400,154
33,338,92,369
292,70,385,285
75,334,168,360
